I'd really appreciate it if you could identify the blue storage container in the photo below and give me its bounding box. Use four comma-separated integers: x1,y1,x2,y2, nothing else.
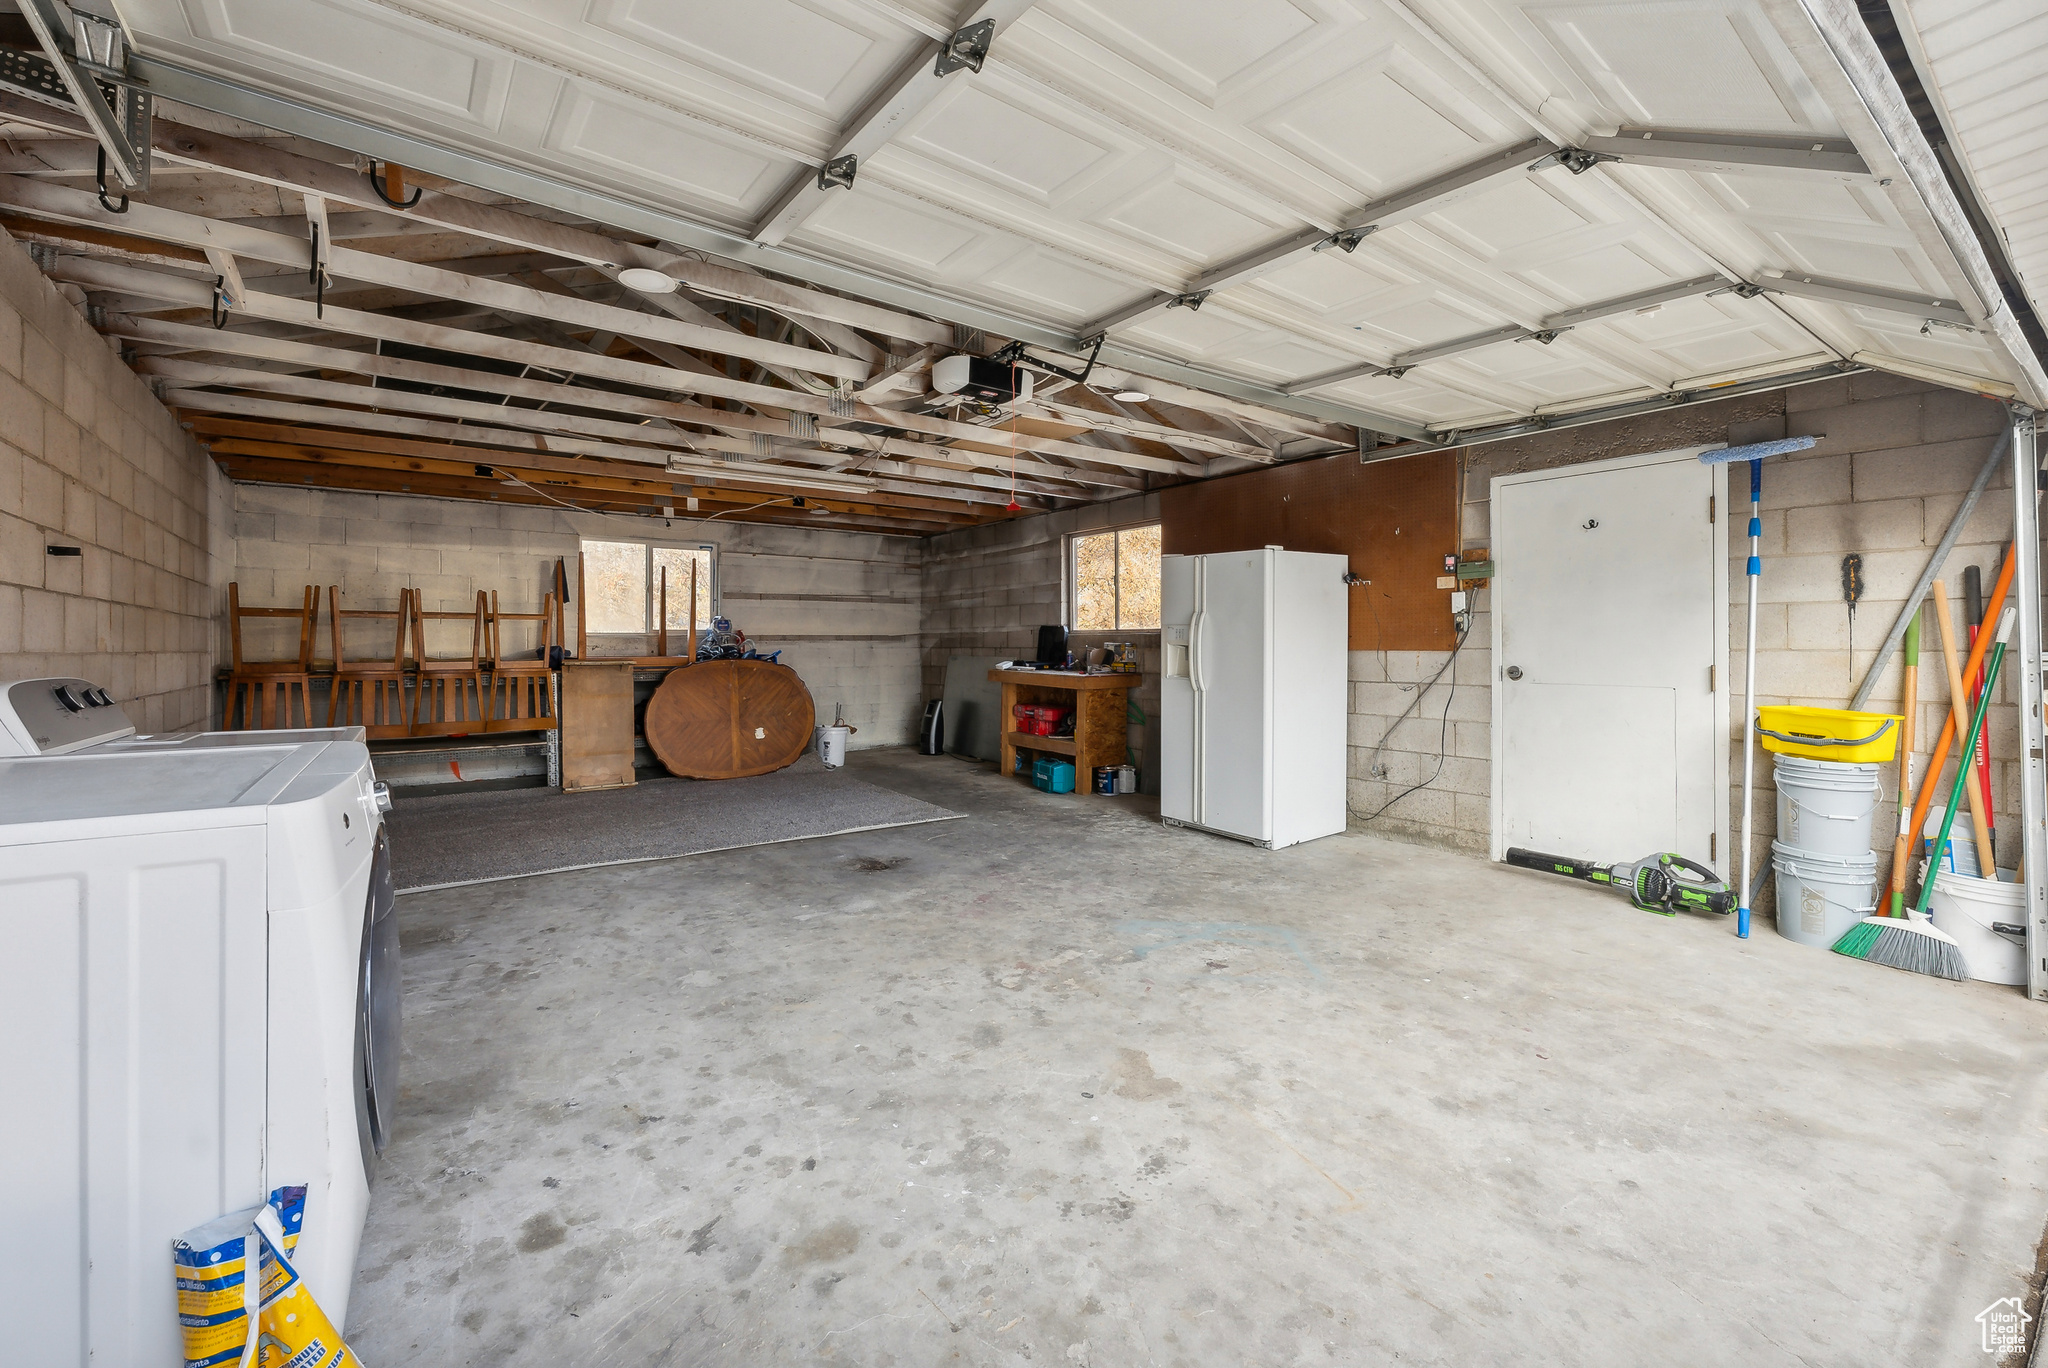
1031,757,1075,793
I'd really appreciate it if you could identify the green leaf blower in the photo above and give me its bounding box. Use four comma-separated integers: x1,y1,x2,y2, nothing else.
1504,848,1735,917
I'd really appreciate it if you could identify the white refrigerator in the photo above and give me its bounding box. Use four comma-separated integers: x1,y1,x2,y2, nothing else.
1160,547,1349,849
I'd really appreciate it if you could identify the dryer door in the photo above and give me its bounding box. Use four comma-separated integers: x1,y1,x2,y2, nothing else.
354,825,400,1169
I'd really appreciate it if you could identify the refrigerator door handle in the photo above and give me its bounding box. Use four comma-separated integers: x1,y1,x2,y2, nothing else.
1189,609,1206,693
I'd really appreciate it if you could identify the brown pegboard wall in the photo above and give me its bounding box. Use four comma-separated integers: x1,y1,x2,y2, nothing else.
1159,449,1458,651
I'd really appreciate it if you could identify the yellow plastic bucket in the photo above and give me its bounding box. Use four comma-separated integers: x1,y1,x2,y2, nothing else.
1755,706,1902,763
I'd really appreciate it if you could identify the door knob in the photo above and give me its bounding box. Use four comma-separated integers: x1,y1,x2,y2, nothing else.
1506,666,1523,680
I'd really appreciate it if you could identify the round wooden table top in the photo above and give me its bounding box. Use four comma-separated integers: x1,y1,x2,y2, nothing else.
643,659,816,779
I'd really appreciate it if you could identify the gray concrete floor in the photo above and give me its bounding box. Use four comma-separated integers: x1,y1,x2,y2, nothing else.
351,748,2048,1367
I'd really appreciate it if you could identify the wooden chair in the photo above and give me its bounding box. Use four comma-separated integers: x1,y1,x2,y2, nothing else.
409,589,488,737
225,582,317,729
486,589,559,732
326,586,412,738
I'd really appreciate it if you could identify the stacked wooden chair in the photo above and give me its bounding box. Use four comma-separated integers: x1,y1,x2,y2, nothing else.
409,589,489,737
325,586,412,738
486,589,559,732
225,582,317,729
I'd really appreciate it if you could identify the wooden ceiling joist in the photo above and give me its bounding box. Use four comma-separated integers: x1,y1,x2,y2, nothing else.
162,394,1100,505
200,441,975,528
0,93,1384,528
0,91,1356,448
213,454,957,536
174,416,1045,516
0,173,869,381
110,313,1180,500
44,251,1191,480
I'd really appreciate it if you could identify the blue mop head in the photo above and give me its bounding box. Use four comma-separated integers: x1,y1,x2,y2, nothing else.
1697,436,1818,465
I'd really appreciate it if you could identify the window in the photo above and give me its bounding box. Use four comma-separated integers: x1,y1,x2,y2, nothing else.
1070,524,1161,630
580,540,713,634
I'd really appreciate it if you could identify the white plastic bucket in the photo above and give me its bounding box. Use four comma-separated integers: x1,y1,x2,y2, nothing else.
1773,754,1881,857
1771,840,1878,948
817,724,849,768
1927,867,2026,985
1922,809,1981,878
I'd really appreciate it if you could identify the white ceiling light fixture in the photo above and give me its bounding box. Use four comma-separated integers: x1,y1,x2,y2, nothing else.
664,454,877,494
617,266,679,294
1112,388,1150,403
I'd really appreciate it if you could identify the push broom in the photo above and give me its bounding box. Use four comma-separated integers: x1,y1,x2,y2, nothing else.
1833,605,2014,979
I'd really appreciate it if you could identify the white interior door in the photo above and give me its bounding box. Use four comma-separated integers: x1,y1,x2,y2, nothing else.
1492,449,1728,868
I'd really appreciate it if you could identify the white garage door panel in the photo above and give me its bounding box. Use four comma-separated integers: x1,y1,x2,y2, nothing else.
113,0,2042,422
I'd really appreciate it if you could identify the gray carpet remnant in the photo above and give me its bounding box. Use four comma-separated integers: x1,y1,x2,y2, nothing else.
385,755,961,891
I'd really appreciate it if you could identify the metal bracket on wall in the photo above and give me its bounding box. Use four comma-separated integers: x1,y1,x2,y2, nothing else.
817,154,857,192
9,1,150,191
935,19,995,76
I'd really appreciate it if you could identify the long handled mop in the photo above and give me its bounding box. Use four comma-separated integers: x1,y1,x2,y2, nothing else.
1834,606,2013,979
1733,457,1762,941
1699,435,1817,938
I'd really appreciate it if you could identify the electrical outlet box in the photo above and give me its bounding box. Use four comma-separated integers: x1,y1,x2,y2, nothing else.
1450,591,1469,614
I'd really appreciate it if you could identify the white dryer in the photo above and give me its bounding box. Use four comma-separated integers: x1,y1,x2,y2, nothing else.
0,677,399,1366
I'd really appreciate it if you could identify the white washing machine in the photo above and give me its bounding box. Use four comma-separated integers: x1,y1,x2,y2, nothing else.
0,677,399,1366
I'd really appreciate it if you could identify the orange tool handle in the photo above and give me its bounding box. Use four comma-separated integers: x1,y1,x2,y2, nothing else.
1907,541,2015,843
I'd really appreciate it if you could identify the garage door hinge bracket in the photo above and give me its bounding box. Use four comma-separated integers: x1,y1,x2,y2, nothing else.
817,154,858,192
4,2,151,193
935,18,996,77
1169,290,1212,312
1529,147,1619,176
1324,226,1375,253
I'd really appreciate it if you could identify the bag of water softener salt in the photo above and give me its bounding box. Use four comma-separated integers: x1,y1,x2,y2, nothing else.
173,1186,362,1368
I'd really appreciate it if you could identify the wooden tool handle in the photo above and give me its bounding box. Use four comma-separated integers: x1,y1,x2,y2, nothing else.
1930,580,1997,875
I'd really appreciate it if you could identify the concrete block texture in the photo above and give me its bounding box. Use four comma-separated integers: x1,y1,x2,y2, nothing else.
0,228,227,722
1328,377,2036,860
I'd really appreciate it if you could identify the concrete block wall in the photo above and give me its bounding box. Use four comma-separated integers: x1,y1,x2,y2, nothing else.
1352,376,2032,910
230,488,926,746
0,230,230,732
920,493,1163,788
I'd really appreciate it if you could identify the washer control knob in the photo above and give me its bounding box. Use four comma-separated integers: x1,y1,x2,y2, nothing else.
53,684,83,712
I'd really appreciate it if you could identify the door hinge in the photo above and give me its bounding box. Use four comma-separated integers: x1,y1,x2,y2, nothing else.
1710,832,1717,861
1708,495,1715,524
1709,664,1715,693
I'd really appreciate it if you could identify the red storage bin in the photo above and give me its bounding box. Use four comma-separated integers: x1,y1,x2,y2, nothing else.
1012,703,1070,737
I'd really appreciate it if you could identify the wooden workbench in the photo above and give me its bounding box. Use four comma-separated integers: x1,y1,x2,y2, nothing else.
988,668,1135,791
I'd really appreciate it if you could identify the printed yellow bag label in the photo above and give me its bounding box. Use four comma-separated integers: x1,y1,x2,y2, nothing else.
172,1186,356,1368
